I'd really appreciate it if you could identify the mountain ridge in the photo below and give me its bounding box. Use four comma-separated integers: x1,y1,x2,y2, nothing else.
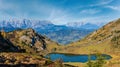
0,19,100,44
66,22,105,29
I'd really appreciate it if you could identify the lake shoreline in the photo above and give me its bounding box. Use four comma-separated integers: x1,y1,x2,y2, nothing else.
50,52,120,67
46,52,112,63
48,52,112,56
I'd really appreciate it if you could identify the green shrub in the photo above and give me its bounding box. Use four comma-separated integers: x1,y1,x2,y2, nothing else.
86,54,106,67
111,35,120,49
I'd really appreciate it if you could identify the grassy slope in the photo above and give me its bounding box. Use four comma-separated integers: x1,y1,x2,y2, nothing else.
56,18,120,67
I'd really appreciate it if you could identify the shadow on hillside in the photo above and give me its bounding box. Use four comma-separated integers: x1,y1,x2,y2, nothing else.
0,33,26,53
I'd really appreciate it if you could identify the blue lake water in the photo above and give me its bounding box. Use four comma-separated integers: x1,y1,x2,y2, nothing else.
46,53,112,63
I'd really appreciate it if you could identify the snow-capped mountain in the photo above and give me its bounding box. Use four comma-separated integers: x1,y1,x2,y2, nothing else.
66,22,85,28
0,19,53,29
0,19,100,44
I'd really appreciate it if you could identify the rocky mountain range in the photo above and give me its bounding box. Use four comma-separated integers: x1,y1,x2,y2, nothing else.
66,22,104,29
0,19,101,45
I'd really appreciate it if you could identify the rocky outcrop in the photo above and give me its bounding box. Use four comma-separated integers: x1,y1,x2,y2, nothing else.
1,28,59,55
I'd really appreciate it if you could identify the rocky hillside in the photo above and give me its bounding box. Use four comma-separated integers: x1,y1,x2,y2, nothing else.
0,28,59,55
0,29,72,67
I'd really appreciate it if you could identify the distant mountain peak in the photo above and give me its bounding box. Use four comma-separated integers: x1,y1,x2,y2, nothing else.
66,22,101,29
0,19,53,29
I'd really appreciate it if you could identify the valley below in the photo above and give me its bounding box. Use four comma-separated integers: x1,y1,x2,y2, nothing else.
53,18,120,67
0,18,120,67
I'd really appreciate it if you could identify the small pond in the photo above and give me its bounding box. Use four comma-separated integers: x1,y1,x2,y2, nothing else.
46,53,112,63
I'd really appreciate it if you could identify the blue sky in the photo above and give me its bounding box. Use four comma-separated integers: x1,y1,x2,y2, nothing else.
0,0,120,25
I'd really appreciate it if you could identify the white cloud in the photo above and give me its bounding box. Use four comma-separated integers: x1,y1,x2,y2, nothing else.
80,9,101,14
90,0,114,7
99,0,113,5
48,9,70,25
105,5,120,11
